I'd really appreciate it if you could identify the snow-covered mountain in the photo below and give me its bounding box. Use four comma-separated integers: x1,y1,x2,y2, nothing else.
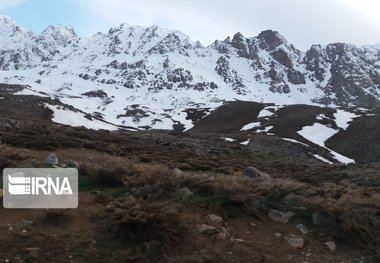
1,15,380,130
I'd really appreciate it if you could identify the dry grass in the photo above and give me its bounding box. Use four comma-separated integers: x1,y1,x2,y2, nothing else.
1,143,379,250
101,196,185,260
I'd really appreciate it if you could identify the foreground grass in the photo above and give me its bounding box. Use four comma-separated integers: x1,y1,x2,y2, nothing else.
0,144,379,261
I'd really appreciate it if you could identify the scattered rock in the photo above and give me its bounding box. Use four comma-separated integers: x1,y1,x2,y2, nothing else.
177,187,193,199
104,204,114,212
206,214,223,224
173,168,184,176
15,229,30,237
213,232,227,240
197,224,219,235
287,235,304,248
296,224,309,234
62,159,80,168
220,227,230,237
324,241,336,252
242,166,272,180
242,166,257,178
268,209,295,224
45,153,58,166
274,233,282,238
250,222,257,227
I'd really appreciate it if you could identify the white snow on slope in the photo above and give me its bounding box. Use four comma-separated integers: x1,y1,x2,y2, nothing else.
257,125,273,133
240,139,250,145
334,110,358,130
329,150,355,164
281,138,309,147
298,123,338,146
258,108,274,118
240,122,261,131
298,122,355,164
46,104,118,131
222,137,237,143
313,154,333,164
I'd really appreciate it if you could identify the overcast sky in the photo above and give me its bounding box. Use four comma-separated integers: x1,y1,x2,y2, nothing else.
1,0,380,50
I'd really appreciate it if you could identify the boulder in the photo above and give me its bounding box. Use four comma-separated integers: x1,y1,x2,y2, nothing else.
268,209,295,224
62,159,79,168
177,187,193,199
287,235,304,248
173,168,184,176
242,166,257,178
45,153,58,166
274,233,282,238
197,224,219,235
206,214,223,224
242,166,272,180
295,224,309,234
324,241,336,252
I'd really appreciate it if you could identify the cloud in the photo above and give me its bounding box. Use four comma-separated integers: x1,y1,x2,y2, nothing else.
0,0,25,10
79,0,380,49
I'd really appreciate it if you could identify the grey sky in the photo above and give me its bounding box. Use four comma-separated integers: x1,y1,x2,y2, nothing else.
81,0,380,50
2,0,380,50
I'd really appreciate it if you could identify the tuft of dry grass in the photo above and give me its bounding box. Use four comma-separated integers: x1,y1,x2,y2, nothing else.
102,197,185,259
78,155,140,186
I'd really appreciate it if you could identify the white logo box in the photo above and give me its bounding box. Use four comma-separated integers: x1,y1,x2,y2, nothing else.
3,168,78,209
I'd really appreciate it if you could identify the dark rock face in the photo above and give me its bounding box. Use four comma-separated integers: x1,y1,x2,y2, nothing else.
215,56,247,95
303,45,328,82
232,32,250,59
311,43,380,107
287,69,306,85
148,33,192,56
257,30,286,51
271,49,292,68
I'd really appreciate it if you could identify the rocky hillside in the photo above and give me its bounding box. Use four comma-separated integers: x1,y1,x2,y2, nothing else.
0,15,380,131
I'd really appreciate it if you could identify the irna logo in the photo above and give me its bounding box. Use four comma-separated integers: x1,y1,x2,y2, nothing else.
3,168,78,209
8,175,73,195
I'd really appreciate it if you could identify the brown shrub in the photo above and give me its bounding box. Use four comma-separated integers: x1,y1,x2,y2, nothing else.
104,197,185,258
78,155,140,186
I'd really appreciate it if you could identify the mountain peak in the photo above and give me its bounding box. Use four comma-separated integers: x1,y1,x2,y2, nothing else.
42,25,77,37
257,30,287,50
39,25,79,45
0,15,15,25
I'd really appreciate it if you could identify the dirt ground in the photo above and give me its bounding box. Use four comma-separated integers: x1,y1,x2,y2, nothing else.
0,191,368,263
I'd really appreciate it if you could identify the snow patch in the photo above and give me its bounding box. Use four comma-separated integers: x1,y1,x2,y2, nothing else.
313,154,333,164
333,110,358,130
240,122,261,131
281,138,309,147
222,137,237,143
240,139,250,145
46,104,118,131
258,108,274,118
298,123,338,147
298,122,354,164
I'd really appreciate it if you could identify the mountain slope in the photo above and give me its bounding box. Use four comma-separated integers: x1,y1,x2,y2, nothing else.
0,15,380,132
